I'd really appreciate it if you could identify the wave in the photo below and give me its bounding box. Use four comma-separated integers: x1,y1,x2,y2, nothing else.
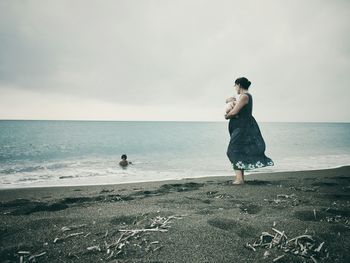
1,154,350,189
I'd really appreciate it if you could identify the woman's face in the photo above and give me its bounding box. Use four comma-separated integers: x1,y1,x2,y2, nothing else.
234,84,241,94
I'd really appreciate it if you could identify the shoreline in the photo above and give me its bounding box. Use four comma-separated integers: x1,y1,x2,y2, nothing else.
1,165,349,262
1,164,350,191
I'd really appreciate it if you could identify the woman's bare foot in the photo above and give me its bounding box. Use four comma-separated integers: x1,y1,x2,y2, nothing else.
233,169,244,185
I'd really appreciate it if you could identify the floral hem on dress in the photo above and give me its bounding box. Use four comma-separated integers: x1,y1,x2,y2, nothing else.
232,159,274,170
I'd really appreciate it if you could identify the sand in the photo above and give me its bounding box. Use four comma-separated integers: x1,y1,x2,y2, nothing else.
1,166,350,263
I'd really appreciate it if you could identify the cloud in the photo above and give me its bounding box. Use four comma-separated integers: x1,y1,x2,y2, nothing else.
0,0,349,121
0,85,221,121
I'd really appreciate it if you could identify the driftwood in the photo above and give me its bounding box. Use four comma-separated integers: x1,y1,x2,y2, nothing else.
315,242,324,253
106,231,129,249
17,251,30,255
289,186,317,192
17,251,46,262
54,232,85,243
272,228,288,239
28,252,47,261
272,255,285,262
119,228,168,233
153,246,163,252
263,250,270,258
245,243,256,251
87,245,101,252
102,214,183,259
264,193,300,206
49,214,183,260
149,215,183,228
61,224,87,232
287,234,313,244
277,194,295,199
246,227,328,262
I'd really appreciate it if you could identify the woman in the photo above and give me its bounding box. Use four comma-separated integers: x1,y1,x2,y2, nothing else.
225,77,274,185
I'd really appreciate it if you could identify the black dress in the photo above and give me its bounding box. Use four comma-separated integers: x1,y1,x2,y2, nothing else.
227,93,274,170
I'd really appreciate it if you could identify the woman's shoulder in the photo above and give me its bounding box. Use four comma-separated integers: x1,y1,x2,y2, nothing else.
240,93,252,105
243,93,252,100
240,93,250,101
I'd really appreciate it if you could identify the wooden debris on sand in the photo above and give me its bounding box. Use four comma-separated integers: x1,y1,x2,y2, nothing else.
149,215,183,228
264,193,300,206
289,186,317,192
102,214,184,260
16,251,47,262
245,243,256,251
272,254,285,262
277,194,295,199
87,245,101,252
61,224,87,232
27,213,184,261
54,232,84,243
245,226,328,262
53,223,88,243
28,252,47,261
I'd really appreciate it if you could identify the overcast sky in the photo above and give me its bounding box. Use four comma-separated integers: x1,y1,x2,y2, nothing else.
0,0,349,122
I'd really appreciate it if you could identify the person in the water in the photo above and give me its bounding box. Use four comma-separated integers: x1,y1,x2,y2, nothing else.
119,154,132,167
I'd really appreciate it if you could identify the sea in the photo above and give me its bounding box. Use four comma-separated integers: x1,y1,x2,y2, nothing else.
0,120,349,189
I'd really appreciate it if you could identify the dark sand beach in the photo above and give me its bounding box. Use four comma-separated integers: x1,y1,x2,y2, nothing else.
1,166,350,263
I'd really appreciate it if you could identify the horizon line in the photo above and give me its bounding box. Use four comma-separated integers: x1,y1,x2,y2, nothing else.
0,118,349,124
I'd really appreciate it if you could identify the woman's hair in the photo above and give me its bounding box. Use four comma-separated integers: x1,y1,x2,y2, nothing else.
235,77,251,90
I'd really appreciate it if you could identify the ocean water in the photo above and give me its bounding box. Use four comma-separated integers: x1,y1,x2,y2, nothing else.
0,120,349,188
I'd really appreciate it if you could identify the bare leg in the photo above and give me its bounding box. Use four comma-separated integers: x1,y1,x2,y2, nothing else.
233,169,244,185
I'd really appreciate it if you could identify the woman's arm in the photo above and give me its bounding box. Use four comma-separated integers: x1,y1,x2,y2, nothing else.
224,94,249,119
225,101,236,113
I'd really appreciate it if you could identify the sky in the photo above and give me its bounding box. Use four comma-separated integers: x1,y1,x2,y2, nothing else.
0,0,349,122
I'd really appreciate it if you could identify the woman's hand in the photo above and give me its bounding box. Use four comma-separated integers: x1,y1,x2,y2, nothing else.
225,113,239,120
226,96,236,103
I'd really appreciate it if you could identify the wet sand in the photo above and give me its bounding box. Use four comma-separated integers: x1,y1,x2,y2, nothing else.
1,166,350,263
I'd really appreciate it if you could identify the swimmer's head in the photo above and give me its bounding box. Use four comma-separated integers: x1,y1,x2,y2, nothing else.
121,154,127,160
